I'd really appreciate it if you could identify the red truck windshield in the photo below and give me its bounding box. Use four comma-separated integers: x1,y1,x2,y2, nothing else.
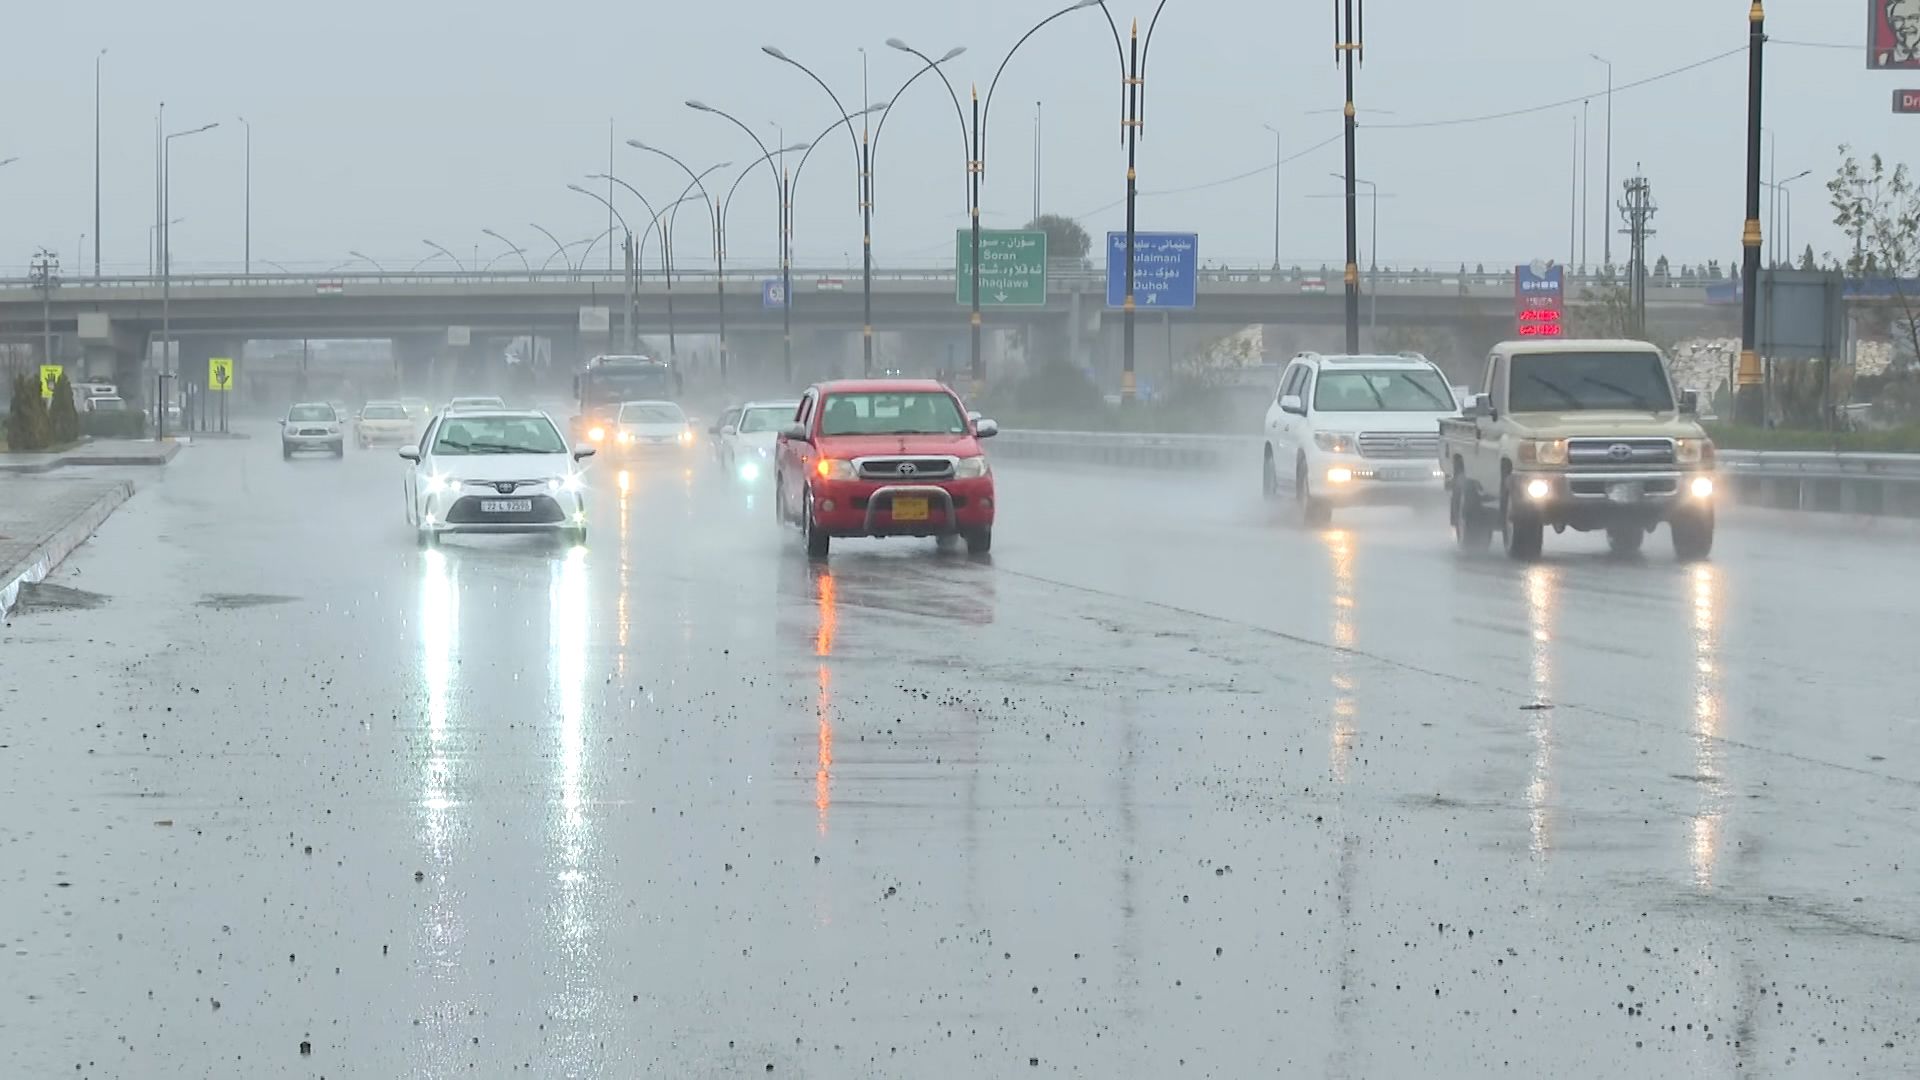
819,392,967,436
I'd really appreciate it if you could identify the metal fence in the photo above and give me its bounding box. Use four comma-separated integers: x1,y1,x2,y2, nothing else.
989,430,1920,518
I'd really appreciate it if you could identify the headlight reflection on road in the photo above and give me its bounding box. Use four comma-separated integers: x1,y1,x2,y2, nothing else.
814,568,837,835
1688,565,1725,890
616,470,631,675
1321,529,1356,784
1523,565,1559,863
414,548,464,1004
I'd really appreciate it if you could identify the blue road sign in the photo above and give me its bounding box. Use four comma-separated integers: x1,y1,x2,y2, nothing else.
762,278,789,309
1106,231,1199,309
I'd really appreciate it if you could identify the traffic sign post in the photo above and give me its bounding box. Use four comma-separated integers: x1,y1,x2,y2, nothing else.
955,229,1047,307
761,279,789,310
39,364,63,400
207,357,233,434
1106,232,1199,309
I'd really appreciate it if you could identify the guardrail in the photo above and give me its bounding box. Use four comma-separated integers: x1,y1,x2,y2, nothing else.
990,430,1920,518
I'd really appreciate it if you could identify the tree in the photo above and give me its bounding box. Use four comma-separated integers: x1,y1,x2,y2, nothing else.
1799,244,1817,271
1653,255,1671,279
1707,259,1723,280
1026,213,1091,262
1828,146,1920,378
6,374,52,451
46,374,79,444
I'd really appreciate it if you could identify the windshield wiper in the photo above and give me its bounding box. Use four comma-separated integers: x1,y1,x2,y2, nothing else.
1407,381,1451,409
1518,373,1583,408
1360,381,1389,410
1577,376,1663,410
463,441,549,454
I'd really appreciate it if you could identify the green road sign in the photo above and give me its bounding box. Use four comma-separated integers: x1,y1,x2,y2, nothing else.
955,229,1047,306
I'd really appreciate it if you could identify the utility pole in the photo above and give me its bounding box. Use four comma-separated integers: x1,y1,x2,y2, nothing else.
1590,53,1613,273
1334,0,1364,355
95,49,106,279
1617,167,1658,338
1735,1,1766,426
31,249,60,367
1263,123,1283,269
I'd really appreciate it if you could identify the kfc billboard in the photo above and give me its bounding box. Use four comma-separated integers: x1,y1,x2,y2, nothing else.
1869,0,1920,69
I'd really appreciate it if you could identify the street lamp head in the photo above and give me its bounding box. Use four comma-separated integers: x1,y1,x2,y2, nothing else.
0,157,18,168
624,138,649,151
1072,0,1105,9
941,46,967,61
885,38,912,51
686,99,712,112
762,45,789,61
781,142,810,154
567,183,590,194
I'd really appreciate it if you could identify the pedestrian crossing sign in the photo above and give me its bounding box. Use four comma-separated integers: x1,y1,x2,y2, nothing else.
208,357,233,391
39,364,63,399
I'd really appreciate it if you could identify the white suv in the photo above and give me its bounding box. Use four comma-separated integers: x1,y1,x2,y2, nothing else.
1261,352,1457,525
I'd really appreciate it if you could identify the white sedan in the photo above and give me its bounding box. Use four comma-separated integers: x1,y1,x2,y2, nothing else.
711,399,798,483
400,409,594,547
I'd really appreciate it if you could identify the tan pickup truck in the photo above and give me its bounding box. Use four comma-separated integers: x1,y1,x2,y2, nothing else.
1439,338,1717,561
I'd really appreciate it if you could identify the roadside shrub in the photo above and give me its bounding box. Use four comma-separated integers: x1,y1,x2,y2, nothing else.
80,409,149,439
1704,422,1920,453
47,374,81,444
5,374,52,451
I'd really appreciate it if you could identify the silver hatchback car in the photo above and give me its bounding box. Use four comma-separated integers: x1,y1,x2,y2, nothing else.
282,402,344,459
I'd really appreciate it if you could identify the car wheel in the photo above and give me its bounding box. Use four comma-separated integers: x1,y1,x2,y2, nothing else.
963,526,993,556
566,525,588,547
332,443,345,458
774,478,788,527
803,489,830,560
1671,507,1714,562
1261,449,1280,502
1501,482,1544,561
1606,525,1646,556
1452,474,1493,553
417,526,438,549
282,443,293,460
1296,460,1333,527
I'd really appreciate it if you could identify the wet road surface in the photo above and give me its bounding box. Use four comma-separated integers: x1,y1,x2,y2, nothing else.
3,430,1917,1078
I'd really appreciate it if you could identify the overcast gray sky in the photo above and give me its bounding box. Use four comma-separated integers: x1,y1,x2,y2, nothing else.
1,0,1905,276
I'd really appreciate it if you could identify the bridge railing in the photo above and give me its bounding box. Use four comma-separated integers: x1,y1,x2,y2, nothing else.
987,430,1920,518
0,264,1735,295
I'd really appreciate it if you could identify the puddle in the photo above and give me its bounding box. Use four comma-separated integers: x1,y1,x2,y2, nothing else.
195,593,298,610
11,582,109,613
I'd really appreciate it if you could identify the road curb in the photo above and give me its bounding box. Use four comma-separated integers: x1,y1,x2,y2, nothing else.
0,440,181,474
0,480,136,622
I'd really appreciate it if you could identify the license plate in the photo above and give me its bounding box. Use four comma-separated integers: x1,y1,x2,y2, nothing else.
1378,467,1429,481
480,498,533,513
891,496,929,522
1607,482,1643,505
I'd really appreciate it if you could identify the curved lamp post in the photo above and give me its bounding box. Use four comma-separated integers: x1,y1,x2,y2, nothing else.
889,0,1103,394
687,100,796,382
568,183,638,349
629,142,732,381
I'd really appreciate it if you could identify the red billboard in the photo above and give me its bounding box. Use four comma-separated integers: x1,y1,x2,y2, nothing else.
1869,0,1920,69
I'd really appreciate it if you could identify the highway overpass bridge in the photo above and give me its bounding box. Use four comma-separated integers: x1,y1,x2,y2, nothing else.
0,266,1737,399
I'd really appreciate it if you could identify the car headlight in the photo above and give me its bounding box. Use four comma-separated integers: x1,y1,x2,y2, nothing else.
616,430,634,445
589,426,606,443
954,455,990,479
814,458,856,481
547,474,583,494
755,445,772,459
424,474,453,495
1675,438,1713,465
1517,438,1568,466
678,429,694,446
1313,432,1355,454
737,461,762,482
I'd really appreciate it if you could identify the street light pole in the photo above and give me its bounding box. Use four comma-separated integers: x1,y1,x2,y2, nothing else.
762,45,878,377
1590,53,1612,272
1778,169,1810,261
687,100,794,382
1334,0,1363,355
720,142,810,385
95,49,106,279
160,119,218,442
567,184,636,351
891,0,1101,395
238,115,251,275
529,222,573,276
627,144,728,381
1736,2,1766,426
1090,0,1171,403
1263,123,1282,269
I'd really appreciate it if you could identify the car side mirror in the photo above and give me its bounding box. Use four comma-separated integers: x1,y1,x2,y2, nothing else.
1279,394,1306,416
572,445,597,460
968,410,983,423
781,422,809,442
1679,388,1701,415
1464,392,1496,421
398,448,421,462
974,418,999,439
721,425,737,437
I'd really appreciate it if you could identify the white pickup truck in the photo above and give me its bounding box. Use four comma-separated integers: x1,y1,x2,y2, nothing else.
1439,338,1717,561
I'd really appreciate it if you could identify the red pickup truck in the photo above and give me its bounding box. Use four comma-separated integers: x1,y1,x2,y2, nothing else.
774,379,999,559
